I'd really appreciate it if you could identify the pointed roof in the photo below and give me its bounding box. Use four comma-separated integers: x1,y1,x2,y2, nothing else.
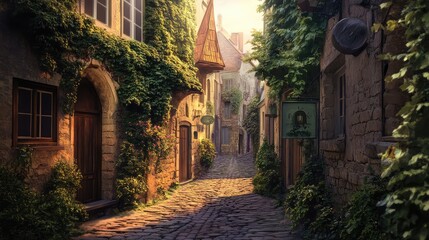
217,31,243,72
194,0,225,71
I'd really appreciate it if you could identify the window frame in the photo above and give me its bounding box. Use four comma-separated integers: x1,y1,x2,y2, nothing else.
221,127,231,145
224,101,231,119
122,0,144,42
13,79,58,146
335,68,346,138
81,0,110,26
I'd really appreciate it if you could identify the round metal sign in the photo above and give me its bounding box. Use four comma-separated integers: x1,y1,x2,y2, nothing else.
200,115,214,125
332,18,368,56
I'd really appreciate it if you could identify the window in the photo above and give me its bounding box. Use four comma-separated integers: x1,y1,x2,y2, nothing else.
83,0,110,25
13,79,57,145
335,70,346,137
223,78,232,91
221,127,230,144
224,101,231,119
123,0,144,42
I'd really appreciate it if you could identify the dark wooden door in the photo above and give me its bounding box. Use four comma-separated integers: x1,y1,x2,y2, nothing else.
75,80,101,203
282,138,304,187
179,125,191,182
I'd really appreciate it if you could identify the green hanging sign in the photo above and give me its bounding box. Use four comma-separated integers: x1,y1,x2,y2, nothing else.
282,101,317,139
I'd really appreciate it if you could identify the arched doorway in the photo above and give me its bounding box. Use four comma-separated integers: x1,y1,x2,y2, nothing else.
75,79,102,203
179,124,191,182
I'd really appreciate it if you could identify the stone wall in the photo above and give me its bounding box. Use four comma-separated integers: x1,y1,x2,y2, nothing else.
319,3,406,205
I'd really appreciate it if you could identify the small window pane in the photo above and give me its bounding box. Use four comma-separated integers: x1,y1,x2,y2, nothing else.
124,1,131,18
123,19,131,36
98,0,108,6
41,116,52,138
97,2,108,23
41,92,52,115
134,27,142,41
135,0,142,11
18,89,32,114
18,114,31,137
134,11,142,27
84,0,95,16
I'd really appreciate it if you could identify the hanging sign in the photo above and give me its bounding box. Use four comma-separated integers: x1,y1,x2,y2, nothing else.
200,115,215,125
282,101,317,139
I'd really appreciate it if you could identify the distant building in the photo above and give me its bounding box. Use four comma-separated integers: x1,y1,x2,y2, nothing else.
216,16,259,155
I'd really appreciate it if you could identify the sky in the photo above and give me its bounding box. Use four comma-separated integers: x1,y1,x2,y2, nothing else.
213,0,264,53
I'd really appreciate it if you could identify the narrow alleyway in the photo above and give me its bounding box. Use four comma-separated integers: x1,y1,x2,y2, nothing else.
77,153,299,240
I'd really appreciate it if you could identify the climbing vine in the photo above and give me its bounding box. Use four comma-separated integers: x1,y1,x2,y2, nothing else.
245,0,326,98
243,95,260,155
3,0,199,207
221,88,243,114
374,1,429,239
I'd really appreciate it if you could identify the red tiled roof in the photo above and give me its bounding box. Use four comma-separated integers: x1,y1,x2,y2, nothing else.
194,0,225,71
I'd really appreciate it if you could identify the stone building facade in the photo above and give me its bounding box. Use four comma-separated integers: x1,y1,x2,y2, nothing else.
319,1,407,204
0,0,222,208
216,18,259,155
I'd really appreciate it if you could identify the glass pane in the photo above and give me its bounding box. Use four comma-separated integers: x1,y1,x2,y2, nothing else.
124,1,131,18
123,19,131,36
97,2,107,23
339,100,343,116
339,78,343,98
41,92,52,115
134,11,142,27
18,88,32,113
134,26,142,41
98,0,107,6
18,114,31,137
41,116,52,138
84,0,94,16
135,0,142,11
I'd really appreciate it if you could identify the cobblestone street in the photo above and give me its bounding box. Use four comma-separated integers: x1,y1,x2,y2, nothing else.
77,153,299,240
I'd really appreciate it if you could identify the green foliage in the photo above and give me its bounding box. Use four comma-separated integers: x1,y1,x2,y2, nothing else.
221,88,243,114
0,160,86,240
253,141,282,197
243,95,260,156
375,1,429,239
245,0,326,98
284,154,336,239
198,139,216,170
13,145,33,179
340,177,388,240
116,141,148,209
206,101,214,115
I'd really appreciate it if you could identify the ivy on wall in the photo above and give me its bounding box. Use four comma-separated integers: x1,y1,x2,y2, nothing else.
3,0,199,207
245,0,326,99
221,88,243,114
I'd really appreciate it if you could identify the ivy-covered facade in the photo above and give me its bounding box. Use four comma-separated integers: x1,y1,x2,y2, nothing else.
0,0,220,213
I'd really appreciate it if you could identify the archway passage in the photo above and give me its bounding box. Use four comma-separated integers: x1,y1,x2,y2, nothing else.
179,125,191,182
75,80,102,203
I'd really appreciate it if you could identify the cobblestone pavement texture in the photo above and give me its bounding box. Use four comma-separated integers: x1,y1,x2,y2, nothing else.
77,153,299,240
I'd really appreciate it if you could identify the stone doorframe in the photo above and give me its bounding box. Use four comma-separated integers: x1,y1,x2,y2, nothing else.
78,61,119,200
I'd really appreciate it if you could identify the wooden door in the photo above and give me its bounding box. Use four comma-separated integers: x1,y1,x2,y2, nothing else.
282,138,304,187
75,80,101,203
179,125,191,182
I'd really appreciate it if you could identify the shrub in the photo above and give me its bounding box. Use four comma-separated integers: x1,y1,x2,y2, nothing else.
284,155,338,239
340,177,388,240
253,141,282,197
198,139,216,170
116,142,148,209
0,160,87,240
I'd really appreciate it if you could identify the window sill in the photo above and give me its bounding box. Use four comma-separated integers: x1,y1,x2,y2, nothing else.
320,137,345,152
14,144,64,151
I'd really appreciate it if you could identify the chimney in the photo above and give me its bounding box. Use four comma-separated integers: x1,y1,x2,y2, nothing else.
217,14,223,31
230,32,244,52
